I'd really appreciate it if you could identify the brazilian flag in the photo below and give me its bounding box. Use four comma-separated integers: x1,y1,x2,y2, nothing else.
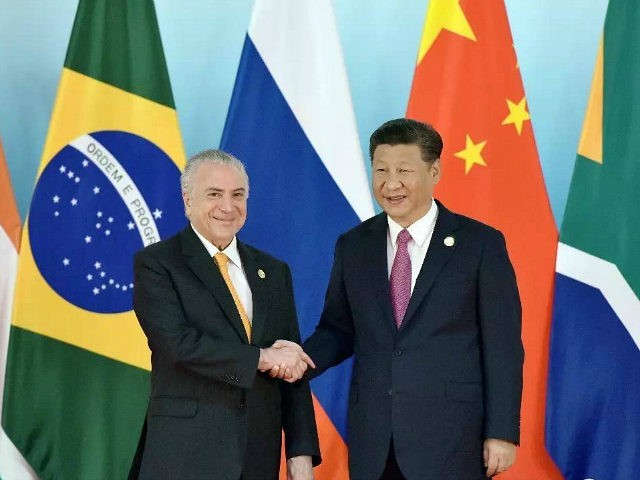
2,1,186,478
546,0,640,478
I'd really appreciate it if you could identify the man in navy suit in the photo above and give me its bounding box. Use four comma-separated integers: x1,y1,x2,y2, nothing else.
300,119,523,479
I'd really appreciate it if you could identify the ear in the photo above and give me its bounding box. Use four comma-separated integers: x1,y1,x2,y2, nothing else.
182,190,191,212
431,159,441,184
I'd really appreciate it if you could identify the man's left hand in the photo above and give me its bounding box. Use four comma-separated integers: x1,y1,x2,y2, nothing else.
483,438,516,477
286,455,314,480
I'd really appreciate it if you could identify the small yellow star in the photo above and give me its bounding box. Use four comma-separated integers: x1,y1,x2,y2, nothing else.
454,135,487,174
502,96,530,135
417,0,476,63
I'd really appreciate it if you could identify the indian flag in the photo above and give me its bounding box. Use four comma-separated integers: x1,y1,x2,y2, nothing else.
1,0,186,478
0,138,37,479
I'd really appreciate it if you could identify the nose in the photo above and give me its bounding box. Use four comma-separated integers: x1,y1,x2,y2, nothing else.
385,172,402,190
218,195,233,212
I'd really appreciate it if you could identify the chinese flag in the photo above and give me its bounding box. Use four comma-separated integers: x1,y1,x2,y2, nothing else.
407,1,560,478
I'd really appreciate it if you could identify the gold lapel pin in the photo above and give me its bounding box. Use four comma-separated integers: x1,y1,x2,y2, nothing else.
444,236,455,247
257,269,266,279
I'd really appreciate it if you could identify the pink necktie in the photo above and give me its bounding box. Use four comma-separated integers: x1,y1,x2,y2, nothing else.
390,229,412,328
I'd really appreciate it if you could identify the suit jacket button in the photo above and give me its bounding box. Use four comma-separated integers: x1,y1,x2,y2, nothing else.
388,389,393,396
393,349,403,356
239,401,245,408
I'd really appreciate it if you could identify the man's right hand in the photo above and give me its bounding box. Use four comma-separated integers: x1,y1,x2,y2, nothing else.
258,340,315,383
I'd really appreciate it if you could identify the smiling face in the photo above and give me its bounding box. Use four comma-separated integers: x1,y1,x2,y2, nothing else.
183,161,247,250
372,143,440,227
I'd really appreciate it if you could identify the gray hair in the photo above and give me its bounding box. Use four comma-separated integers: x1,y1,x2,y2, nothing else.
180,149,249,195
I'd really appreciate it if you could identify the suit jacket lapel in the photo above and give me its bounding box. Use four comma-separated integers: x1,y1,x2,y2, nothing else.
238,241,268,346
363,214,396,332
401,201,460,329
180,227,250,343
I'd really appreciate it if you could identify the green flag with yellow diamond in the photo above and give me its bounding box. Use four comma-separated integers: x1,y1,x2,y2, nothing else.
2,0,186,477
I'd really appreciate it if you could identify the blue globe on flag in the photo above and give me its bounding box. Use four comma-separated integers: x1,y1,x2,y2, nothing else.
29,130,185,314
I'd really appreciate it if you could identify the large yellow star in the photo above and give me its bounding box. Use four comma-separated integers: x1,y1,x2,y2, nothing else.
454,134,487,174
502,96,530,135
417,0,476,64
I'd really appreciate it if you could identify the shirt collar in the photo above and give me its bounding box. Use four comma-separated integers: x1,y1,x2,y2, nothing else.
190,224,242,268
387,198,438,248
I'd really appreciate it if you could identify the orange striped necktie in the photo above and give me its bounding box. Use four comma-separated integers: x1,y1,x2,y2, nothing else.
214,252,252,342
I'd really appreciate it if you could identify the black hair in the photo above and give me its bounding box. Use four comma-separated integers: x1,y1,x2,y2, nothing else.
369,118,443,164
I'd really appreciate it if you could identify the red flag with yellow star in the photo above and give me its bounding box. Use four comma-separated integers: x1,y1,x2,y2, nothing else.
407,1,560,478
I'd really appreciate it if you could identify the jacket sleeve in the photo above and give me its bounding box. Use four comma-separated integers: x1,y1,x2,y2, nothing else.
133,249,260,389
303,234,356,377
477,229,524,443
279,264,322,466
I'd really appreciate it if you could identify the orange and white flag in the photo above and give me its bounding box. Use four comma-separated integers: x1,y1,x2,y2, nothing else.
0,138,38,479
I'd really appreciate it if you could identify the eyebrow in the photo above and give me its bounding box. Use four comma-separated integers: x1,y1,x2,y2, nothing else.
203,187,246,193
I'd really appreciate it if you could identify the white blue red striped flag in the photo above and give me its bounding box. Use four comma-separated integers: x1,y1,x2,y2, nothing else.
220,1,374,476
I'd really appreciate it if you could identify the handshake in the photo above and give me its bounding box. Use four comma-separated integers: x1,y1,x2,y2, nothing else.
258,340,316,383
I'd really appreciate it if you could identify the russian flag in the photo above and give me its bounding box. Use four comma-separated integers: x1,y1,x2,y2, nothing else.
220,1,373,477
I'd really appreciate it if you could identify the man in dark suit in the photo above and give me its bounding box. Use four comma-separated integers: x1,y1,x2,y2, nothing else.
301,119,523,479
131,149,320,480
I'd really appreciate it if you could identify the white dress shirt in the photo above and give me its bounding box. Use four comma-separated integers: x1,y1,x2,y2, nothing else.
386,199,439,293
191,225,253,324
